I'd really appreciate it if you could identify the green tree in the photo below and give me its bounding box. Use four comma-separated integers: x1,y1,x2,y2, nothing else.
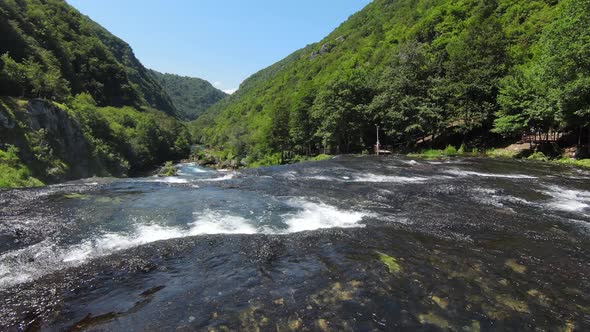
538,0,590,146
437,0,508,139
23,57,44,98
289,87,316,155
371,42,442,147
0,53,27,96
311,71,373,153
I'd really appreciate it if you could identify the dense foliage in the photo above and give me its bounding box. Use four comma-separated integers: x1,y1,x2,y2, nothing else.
194,0,590,164
67,94,191,173
0,144,43,188
0,0,196,188
0,95,190,187
149,70,227,121
0,0,176,114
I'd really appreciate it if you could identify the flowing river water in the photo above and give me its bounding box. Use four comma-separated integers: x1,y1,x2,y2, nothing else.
0,156,589,330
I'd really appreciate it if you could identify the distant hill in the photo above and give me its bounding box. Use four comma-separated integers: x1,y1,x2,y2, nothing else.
0,0,176,115
194,0,590,165
149,70,227,121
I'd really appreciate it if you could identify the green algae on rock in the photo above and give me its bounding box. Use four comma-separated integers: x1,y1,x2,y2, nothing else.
377,252,402,274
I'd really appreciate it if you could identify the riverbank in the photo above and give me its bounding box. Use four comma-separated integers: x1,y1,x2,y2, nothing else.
407,144,590,169
189,143,590,172
185,147,332,170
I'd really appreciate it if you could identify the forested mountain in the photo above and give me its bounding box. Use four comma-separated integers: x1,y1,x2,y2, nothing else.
193,0,590,165
149,70,227,121
0,0,176,114
0,0,191,187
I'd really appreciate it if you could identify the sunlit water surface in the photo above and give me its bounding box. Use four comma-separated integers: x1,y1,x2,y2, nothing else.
0,156,589,330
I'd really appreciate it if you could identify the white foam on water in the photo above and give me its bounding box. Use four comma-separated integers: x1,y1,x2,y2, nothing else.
140,177,190,184
189,166,209,173
177,164,210,175
543,186,590,213
199,173,236,182
0,199,370,288
0,213,260,289
190,210,257,235
306,175,338,181
281,199,368,232
445,169,537,179
0,224,193,288
305,173,428,183
352,174,428,183
468,187,534,211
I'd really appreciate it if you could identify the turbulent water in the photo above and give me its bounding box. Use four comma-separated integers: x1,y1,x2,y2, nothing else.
0,156,589,330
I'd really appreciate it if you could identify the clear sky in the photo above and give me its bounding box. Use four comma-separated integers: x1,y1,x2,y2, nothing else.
66,0,372,93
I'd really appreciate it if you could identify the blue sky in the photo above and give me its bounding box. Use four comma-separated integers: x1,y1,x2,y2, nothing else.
66,0,372,93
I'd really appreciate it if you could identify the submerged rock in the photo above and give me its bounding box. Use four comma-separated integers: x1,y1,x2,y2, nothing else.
377,251,402,274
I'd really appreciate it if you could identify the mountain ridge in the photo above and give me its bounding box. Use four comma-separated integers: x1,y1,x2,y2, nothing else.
148,69,227,121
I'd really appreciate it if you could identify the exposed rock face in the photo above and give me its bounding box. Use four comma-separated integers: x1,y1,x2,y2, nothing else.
0,99,95,183
308,36,346,61
26,99,92,180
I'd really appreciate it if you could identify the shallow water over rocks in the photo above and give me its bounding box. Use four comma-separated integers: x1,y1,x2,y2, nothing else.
0,156,589,330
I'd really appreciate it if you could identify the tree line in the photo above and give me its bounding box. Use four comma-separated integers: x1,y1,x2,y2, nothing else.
193,0,590,164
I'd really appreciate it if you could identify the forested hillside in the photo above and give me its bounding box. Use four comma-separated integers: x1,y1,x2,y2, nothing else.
194,0,590,165
0,0,175,114
0,0,191,187
149,70,227,121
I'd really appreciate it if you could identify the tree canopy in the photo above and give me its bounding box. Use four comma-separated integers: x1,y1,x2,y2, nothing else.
0,0,176,114
193,0,589,164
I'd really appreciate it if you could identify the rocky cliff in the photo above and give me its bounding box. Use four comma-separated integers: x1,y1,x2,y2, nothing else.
0,98,98,183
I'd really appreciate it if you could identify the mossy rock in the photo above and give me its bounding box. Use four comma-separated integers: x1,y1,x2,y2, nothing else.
377,251,402,274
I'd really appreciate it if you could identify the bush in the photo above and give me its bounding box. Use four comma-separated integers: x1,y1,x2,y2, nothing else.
443,145,458,156
458,144,466,155
158,161,177,177
408,149,443,159
0,145,43,188
527,151,548,161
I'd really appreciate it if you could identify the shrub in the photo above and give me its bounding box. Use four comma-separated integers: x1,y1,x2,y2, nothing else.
408,149,443,159
0,145,43,188
527,151,548,161
485,148,518,158
443,145,458,156
158,161,177,177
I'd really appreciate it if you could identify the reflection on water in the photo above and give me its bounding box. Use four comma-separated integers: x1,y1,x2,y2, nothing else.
0,156,589,330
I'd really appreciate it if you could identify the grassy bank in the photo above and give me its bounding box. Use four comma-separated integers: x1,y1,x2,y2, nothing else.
407,145,590,169
0,146,43,188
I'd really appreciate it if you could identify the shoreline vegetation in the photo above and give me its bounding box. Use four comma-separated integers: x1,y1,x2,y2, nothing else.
186,143,590,171
407,144,590,168
186,147,332,170
0,96,191,189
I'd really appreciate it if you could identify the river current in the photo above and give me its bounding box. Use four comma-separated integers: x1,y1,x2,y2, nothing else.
0,156,589,330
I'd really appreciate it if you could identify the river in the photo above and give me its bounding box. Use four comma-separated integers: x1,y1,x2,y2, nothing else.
0,156,589,330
